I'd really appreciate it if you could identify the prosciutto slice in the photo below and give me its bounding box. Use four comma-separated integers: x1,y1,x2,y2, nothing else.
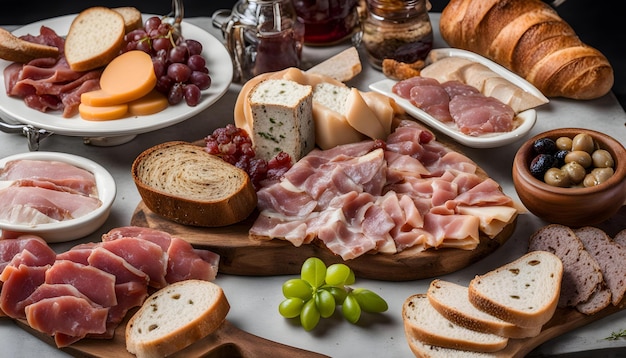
251,120,518,259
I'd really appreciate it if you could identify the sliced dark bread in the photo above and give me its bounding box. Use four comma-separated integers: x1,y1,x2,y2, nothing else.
614,229,626,247
574,226,626,305
528,224,604,307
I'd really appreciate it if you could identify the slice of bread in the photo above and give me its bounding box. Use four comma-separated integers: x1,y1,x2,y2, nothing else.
248,79,314,163
132,141,258,227
0,27,59,63
64,7,126,72
402,294,509,352
405,334,500,358
528,224,605,308
125,280,230,358
615,229,626,247
574,226,626,306
113,6,143,33
427,280,542,339
306,46,362,82
468,251,563,328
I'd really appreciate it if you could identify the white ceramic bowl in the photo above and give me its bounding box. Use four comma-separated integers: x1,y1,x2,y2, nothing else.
0,152,116,242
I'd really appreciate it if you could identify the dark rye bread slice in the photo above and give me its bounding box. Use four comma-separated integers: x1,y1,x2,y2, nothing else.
574,226,626,306
528,224,604,308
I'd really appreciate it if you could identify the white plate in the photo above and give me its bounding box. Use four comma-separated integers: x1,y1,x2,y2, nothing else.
0,152,116,243
369,48,546,148
0,14,232,138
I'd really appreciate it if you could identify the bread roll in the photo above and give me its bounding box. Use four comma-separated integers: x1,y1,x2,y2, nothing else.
439,0,614,100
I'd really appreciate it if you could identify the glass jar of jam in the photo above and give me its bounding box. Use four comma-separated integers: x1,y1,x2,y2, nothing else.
292,0,360,46
212,0,304,82
361,0,433,70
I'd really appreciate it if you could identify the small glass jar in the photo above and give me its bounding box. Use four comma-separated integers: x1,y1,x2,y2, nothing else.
292,0,360,46
361,0,433,70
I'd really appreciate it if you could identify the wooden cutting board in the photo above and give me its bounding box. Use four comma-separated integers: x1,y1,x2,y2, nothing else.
130,202,515,281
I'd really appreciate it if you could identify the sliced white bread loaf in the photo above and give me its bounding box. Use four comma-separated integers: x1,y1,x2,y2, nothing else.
248,79,314,163
402,294,509,353
574,226,626,306
113,6,143,33
528,224,605,308
427,280,542,339
405,334,500,358
126,280,230,358
0,27,59,63
132,141,257,227
468,251,562,328
64,7,126,72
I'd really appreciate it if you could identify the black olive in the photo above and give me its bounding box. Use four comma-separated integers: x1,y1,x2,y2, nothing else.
530,153,558,179
554,149,569,166
532,138,557,155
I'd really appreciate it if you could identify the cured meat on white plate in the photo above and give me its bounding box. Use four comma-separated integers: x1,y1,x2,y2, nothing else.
250,120,518,260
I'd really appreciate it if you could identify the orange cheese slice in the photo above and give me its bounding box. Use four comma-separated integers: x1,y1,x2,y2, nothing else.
82,50,157,106
128,90,169,116
79,103,128,121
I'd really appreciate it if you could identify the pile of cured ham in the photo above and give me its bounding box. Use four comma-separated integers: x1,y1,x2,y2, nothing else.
3,26,101,118
0,226,219,347
0,159,102,225
250,120,519,260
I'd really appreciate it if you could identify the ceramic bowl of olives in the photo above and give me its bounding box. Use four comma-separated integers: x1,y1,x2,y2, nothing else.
512,128,626,227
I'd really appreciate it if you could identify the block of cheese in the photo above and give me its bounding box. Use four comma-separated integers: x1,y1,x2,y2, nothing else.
248,79,315,163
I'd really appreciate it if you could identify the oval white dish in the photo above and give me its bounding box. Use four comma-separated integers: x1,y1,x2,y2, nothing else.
0,152,116,243
369,48,547,148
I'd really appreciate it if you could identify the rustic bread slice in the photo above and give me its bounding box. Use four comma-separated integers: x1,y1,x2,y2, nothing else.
575,286,612,315
468,250,562,328
132,141,257,227
427,280,541,339
248,78,314,163
405,334,500,358
615,229,626,247
125,280,230,358
306,46,362,82
0,27,59,63
574,226,626,306
113,6,143,33
528,224,605,308
402,294,509,352
64,7,126,71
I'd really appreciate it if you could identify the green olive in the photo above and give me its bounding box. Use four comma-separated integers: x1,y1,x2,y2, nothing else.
555,136,573,151
591,149,615,168
571,133,595,154
565,150,592,168
583,167,615,187
544,167,571,187
561,162,586,184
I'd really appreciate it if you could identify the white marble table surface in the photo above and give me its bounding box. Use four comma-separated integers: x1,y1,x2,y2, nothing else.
1,14,625,358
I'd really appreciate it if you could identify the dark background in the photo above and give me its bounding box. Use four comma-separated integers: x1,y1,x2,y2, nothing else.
2,1,623,109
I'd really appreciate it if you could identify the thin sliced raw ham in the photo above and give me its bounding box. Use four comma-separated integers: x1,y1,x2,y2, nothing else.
250,214,312,246
409,84,453,122
0,235,56,273
90,281,149,339
392,76,440,98
0,159,98,196
100,237,168,288
449,93,514,135
87,247,149,284
45,260,117,307
423,213,480,248
16,283,95,318
0,264,48,319
25,296,109,347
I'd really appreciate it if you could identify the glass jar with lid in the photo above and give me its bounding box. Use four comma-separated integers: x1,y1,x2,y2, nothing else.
361,0,433,70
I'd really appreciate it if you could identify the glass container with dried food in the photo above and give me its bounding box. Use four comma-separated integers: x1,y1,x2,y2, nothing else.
361,0,433,70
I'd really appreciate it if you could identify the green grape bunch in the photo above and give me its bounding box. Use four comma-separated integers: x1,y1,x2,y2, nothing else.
278,257,388,331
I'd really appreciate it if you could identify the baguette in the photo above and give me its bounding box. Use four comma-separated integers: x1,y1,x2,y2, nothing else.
439,0,614,99
0,27,59,63
132,141,257,227
64,7,126,72
468,250,562,328
125,280,230,358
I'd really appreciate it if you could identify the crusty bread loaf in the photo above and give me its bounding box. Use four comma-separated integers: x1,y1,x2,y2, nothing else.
65,7,126,72
125,280,230,358
528,224,605,308
306,46,362,82
574,226,626,306
403,294,509,352
427,280,541,339
248,79,315,163
132,141,257,227
0,27,59,63
468,250,562,328
113,6,143,33
439,0,614,99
